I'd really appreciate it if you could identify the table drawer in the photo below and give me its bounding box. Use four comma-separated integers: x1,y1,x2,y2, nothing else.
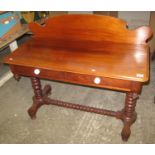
11,65,141,92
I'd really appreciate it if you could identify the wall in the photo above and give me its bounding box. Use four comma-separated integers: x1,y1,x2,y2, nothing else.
149,12,155,54
118,11,150,29
68,11,93,14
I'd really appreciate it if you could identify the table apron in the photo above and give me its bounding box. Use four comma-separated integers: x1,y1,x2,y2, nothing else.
10,65,142,93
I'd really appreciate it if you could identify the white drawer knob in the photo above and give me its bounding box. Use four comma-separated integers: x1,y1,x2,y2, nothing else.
94,77,101,84
34,69,40,75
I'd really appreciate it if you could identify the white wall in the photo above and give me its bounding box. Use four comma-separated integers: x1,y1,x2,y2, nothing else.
68,11,93,14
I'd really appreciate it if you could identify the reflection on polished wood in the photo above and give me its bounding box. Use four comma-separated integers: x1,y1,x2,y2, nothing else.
3,14,152,141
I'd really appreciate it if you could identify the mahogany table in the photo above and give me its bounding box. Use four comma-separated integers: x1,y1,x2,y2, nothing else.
3,14,152,141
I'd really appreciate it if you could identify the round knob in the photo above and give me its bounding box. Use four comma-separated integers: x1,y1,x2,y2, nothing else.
34,69,40,75
94,77,101,84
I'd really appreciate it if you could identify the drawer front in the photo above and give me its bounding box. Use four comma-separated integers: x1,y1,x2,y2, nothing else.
10,65,141,92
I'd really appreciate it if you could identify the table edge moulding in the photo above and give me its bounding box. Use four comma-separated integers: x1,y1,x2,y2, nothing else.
3,14,153,141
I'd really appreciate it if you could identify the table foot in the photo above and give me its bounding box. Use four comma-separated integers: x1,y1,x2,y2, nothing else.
27,97,43,119
43,84,52,96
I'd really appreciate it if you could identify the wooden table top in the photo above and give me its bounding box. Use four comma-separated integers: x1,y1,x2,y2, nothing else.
4,37,149,82
3,14,152,83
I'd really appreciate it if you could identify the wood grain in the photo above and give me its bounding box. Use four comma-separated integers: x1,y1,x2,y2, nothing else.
28,14,152,44
4,37,150,82
4,14,152,83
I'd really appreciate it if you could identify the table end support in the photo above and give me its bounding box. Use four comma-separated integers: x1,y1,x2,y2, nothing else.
28,77,51,119
27,77,139,142
121,92,138,141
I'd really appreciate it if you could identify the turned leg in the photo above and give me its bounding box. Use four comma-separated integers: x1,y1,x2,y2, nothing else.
27,77,52,119
28,77,44,119
121,92,138,141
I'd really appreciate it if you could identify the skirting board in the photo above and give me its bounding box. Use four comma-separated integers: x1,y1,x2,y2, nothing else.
0,71,13,87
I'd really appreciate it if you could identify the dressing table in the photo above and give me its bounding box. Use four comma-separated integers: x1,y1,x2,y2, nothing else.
3,14,152,141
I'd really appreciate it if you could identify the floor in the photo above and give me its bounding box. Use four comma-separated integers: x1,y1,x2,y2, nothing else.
0,36,155,143
0,47,10,77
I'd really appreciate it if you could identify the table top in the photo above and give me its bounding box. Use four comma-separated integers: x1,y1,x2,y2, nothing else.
3,14,152,82
4,37,149,82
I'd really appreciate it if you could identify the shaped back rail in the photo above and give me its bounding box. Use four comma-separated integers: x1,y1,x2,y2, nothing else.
28,14,152,45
